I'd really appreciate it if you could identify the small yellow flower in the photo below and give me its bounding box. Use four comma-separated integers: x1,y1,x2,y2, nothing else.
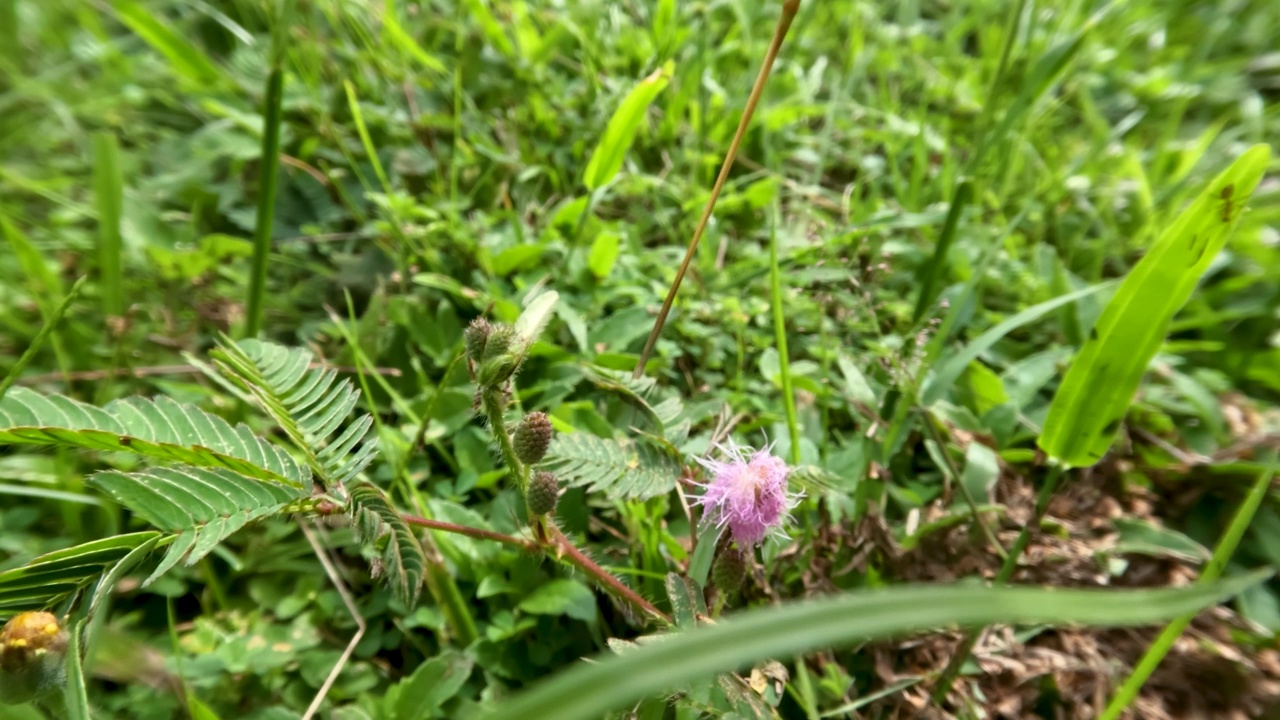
0,611,69,705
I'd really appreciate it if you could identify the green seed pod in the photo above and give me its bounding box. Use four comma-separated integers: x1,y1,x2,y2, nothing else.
0,611,69,705
712,547,747,595
527,471,559,516
463,318,492,364
513,412,553,465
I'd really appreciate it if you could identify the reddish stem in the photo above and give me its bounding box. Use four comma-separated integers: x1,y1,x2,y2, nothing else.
548,525,671,624
322,504,667,625
400,513,538,551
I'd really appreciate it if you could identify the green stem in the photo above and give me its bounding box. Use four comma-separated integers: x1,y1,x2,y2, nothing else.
913,179,972,321
450,0,464,205
0,276,85,402
1098,456,1277,720
421,540,479,647
91,131,124,319
769,208,801,465
243,64,285,338
912,0,1027,319
482,388,528,490
920,411,1006,560
931,463,1065,702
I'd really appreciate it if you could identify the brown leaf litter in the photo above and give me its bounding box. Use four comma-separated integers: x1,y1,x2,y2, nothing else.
846,467,1280,719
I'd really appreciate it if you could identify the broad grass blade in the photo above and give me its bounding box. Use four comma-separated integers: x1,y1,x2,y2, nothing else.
1039,144,1271,467
583,62,674,191
108,0,224,86
92,132,124,318
475,573,1269,720
921,282,1110,407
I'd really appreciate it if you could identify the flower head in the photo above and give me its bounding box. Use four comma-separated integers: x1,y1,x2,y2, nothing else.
693,439,798,547
0,611,69,704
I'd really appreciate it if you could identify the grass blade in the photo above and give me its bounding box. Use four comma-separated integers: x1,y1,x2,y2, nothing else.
63,619,90,720
769,213,800,464
381,0,446,73
582,61,673,191
1099,455,1278,719
920,282,1110,407
344,80,391,194
92,132,124,319
0,276,86,401
108,0,223,86
242,3,289,338
476,573,1269,720
1038,144,1271,467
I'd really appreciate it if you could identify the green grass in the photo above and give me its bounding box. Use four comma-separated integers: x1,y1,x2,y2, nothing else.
1,0,1278,718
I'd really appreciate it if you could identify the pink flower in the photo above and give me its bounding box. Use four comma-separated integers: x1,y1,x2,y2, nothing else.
693,439,798,547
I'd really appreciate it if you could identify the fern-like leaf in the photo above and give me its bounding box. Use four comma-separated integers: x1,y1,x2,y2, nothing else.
0,532,161,619
89,466,308,584
346,481,426,606
210,338,377,488
542,433,682,501
581,365,689,443
0,387,310,487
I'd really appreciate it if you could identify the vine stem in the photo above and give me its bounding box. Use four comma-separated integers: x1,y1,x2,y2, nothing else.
399,511,669,624
931,463,1066,703
481,386,548,542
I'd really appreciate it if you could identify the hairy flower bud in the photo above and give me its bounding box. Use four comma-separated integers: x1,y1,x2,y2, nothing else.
527,471,559,516
481,324,515,362
463,318,492,364
476,324,521,386
513,412,553,465
0,611,69,704
712,547,747,595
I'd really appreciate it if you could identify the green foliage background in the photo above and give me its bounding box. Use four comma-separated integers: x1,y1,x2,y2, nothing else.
1,0,1279,718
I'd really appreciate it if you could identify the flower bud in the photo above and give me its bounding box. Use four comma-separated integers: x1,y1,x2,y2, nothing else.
0,611,69,705
481,324,515,362
463,318,492,364
712,547,747,595
527,471,559,516
513,412,553,465
476,324,521,386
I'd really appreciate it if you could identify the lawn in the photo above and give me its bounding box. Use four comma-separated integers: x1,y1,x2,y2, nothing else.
1,0,1279,718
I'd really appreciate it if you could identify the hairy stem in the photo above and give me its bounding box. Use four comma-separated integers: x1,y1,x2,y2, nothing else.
472,380,664,623
549,525,671,624
931,463,1065,702
401,507,668,625
402,512,538,551
482,388,528,489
